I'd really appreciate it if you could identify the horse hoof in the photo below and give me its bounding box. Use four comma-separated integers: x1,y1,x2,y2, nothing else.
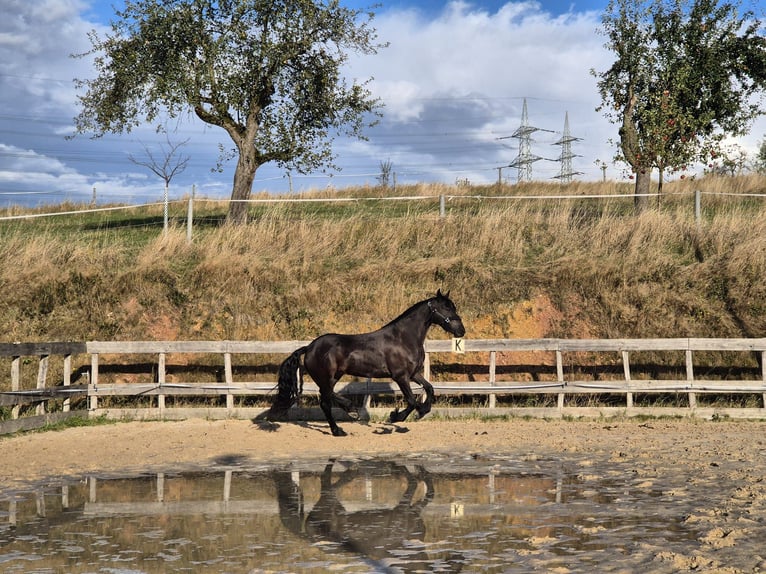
332,427,347,437
388,409,400,423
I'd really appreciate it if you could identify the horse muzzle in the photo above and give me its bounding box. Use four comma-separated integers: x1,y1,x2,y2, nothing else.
450,321,466,338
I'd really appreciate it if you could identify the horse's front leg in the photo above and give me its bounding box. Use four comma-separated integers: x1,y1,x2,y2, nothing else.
412,373,434,418
390,377,418,423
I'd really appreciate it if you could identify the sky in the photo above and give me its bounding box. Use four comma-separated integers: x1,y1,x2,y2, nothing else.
1,0,765,207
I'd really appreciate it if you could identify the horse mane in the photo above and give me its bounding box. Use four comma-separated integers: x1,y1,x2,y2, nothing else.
382,296,433,328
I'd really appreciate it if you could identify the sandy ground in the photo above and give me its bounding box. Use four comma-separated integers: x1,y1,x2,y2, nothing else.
1,417,765,487
2,417,766,571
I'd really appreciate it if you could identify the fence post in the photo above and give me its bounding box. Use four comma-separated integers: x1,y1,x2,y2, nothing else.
186,185,195,244
90,353,99,411
163,183,169,236
488,351,496,409
761,350,766,409
556,349,565,411
11,356,20,419
63,354,71,412
439,195,446,218
158,352,166,414
224,352,234,411
686,349,697,409
695,190,701,226
36,354,49,416
622,350,633,409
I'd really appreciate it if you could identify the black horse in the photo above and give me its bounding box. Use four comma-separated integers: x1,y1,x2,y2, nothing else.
269,290,466,436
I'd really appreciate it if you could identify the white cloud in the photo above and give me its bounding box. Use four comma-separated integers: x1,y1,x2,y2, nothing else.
1,0,765,207
347,1,613,182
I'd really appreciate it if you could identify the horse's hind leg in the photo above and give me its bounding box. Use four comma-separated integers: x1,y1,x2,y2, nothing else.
319,388,347,437
389,378,418,423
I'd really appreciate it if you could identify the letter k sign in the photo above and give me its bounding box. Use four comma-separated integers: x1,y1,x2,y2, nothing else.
451,337,465,354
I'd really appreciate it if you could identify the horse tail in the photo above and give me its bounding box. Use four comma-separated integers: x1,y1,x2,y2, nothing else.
271,346,308,414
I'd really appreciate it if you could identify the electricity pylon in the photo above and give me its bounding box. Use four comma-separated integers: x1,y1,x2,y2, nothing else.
552,111,583,183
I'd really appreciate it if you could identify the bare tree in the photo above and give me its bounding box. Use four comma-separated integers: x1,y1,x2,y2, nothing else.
377,159,393,188
129,135,190,233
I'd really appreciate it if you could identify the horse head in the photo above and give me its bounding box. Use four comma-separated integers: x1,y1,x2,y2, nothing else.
429,290,466,337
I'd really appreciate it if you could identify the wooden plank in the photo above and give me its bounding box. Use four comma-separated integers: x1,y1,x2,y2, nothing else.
86,340,309,355
426,339,561,352
0,342,86,356
0,385,89,405
74,338,766,356
82,379,766,397
687,338,766,351
0,410,89,435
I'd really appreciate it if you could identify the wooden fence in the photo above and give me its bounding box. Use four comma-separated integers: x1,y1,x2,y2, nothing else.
2,338,766,434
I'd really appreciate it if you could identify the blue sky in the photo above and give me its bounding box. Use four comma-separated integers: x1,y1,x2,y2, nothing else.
0,0,764,206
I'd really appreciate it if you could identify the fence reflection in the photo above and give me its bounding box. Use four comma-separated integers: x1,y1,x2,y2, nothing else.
0,457,699,572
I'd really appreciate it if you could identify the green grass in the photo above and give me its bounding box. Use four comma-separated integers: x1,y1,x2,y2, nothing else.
5,414,118,437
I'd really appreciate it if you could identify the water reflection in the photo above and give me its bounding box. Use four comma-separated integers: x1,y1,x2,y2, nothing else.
0,455,706,572
272,461,460,572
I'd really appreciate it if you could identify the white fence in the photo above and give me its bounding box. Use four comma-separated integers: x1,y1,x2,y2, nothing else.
2,338,766,433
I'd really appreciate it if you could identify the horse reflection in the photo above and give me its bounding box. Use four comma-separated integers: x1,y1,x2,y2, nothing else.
272,460,461,572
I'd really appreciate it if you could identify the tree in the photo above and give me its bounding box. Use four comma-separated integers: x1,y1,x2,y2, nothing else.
72,0,384,224
593,0,766,208
129,134,190,233
755,139,766,174
377,159,393,188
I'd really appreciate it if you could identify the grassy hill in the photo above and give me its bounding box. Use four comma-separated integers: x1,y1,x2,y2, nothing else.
2,175,766,345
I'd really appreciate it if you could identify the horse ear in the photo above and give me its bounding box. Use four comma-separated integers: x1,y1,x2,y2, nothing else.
436,289,450,299
436,289,442,298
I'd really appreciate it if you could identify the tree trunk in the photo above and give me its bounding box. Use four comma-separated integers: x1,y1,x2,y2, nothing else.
656,167,663,208
226,144,258,224
634,169,651,211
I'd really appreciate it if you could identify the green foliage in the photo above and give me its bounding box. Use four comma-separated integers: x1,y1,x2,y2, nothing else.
72,0,384,223
593,0,766,186
754,140,766,173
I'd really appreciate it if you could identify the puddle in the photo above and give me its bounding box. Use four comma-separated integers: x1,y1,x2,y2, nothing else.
0,454,749,572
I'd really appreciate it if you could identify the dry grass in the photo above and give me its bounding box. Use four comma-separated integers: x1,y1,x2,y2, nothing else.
2,175,766,347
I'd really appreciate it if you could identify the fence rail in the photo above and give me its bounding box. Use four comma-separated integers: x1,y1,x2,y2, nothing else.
3,189,763,237
2,338,766,434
